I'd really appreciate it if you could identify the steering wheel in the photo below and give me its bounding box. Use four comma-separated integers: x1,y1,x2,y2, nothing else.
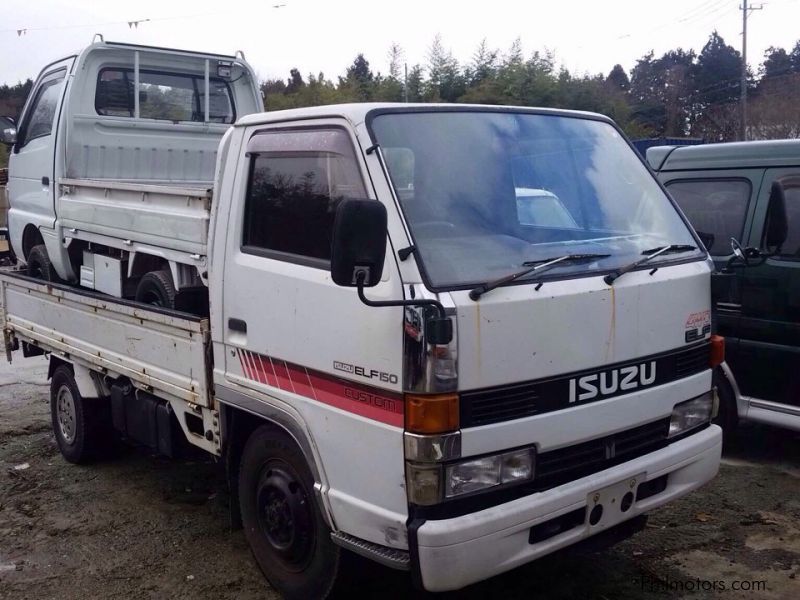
730,237,746,262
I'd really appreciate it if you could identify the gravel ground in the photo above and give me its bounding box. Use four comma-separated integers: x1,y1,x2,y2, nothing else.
1,355,799,599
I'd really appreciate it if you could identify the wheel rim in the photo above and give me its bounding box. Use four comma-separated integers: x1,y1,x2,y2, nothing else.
142,292,163,307
56,385,77,444
255,463,315,572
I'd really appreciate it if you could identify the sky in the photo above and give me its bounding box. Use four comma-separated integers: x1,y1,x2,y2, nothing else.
2,0,800,86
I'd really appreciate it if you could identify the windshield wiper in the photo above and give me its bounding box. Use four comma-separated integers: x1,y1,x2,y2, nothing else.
469,253,611,301
604,244,697,286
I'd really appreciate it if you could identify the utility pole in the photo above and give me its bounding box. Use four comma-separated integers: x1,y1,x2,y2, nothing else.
740,0,763,141
403,63,408,104
404,63,408,103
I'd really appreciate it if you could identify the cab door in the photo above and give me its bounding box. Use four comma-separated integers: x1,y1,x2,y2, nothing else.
735,169,800,405
7,57,73,256
662,171,762,354
218,119,409,542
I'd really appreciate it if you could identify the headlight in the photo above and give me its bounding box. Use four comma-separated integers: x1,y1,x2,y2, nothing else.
406,448,535,505
668,392,713,438
445,448,535,499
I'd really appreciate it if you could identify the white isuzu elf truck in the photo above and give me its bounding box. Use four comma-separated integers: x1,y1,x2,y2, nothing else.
0,43,724,600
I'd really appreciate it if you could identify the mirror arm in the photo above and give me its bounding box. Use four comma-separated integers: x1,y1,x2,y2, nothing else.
356,274,453,344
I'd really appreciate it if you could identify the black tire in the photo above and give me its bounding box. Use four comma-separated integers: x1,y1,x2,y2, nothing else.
135,269,177,309
27,244,60,282
50,365,111,464
713,367,738,441
239,426,341,600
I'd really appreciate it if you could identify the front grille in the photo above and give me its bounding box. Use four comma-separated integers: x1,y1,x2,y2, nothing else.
460,342,711,427
535,418,670,488
465,381,540,426
675,343,710,378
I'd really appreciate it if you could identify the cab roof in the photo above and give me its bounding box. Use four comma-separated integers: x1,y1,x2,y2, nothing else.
235,103,614,128
647,138,800,172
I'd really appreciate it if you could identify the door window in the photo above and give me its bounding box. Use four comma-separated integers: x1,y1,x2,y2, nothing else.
19,70,65,146
777,185,800,258
665,179,751,255
242,128,368,266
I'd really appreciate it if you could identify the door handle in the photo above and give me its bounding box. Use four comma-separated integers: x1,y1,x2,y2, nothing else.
41,176,49,186
228,318,247,333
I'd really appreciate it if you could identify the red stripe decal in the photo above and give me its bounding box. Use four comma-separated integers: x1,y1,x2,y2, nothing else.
273,360,293,392
257,355,276,388
251,352,268,385
308,369,403,427
286,363,315,400
245,351,259,383
237,349,252,380
236,350,403,427
265,356,279,388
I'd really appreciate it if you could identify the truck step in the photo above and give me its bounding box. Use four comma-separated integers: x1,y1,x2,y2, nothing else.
330,531,410,571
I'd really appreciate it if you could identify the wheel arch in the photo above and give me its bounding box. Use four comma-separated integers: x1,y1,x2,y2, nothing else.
716,361,744,419
217,388,334,531
48,356,104,399
21,224,44,260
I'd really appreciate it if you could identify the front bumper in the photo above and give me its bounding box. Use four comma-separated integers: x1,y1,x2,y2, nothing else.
414,424,721,592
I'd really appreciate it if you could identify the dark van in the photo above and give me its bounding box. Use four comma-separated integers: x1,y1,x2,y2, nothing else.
648,140,799,433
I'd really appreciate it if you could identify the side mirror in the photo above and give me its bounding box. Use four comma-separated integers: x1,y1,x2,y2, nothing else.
331,199,387,287
0,116,16,146
763,181,788,253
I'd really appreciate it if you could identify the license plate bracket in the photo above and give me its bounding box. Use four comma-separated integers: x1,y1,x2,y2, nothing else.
586,472,645,531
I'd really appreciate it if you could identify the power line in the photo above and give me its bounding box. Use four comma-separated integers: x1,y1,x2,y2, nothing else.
1,4,287,36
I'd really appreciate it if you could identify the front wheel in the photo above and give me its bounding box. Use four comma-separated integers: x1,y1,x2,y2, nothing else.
239,426,342,600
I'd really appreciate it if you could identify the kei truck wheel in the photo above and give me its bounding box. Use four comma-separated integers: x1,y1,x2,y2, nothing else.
50,365,110,464
27,244,60,282
135,269,178,309
239,425,342,600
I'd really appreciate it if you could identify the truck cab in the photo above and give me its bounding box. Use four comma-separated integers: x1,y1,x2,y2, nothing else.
649,140,800,433
1,41,261,309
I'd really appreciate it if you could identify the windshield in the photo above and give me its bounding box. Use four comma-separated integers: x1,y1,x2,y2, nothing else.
372,110,702,289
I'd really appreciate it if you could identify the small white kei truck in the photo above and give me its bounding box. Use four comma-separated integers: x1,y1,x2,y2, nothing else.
0,42,723,599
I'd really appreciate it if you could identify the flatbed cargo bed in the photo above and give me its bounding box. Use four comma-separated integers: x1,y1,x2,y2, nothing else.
0,269,211,407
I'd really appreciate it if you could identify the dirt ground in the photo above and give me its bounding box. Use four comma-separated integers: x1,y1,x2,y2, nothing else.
1,356,799,600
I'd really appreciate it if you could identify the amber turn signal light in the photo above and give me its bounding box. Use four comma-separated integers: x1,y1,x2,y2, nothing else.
710,334,725,368
405,393,459,434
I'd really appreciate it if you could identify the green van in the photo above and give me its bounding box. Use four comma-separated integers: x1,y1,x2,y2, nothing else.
648,140,798,433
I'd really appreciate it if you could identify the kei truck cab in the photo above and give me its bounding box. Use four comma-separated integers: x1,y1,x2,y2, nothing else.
0,41,723,599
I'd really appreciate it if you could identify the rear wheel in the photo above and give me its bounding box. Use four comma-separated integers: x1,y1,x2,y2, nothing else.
239,426,342,600
50,365,111,464
27,244,60,282
135,269,177,309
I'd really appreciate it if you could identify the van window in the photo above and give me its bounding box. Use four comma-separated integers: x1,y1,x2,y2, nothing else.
665,179,751,254
242,128,368,265
779,186,800,257
19,71,65,146
95,68,235,123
